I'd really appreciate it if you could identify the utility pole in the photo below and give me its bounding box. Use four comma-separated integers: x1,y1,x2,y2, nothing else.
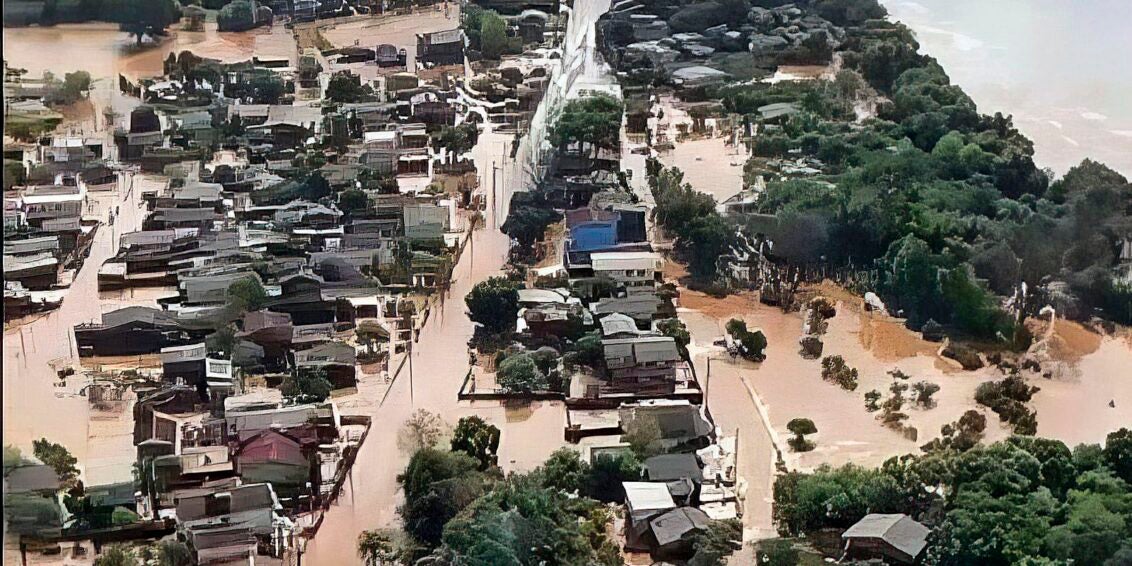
491,160,498,228
705,357,712,411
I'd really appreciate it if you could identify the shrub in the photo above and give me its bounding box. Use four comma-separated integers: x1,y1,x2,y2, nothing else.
820,355,859,391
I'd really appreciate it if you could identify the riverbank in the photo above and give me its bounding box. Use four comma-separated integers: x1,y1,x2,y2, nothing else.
882,0,1132,176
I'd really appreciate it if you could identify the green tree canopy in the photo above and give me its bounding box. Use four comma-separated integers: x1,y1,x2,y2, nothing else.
465,276,520,334
450,416,501,470
496,353,549,394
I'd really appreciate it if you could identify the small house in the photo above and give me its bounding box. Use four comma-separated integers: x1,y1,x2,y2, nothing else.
417,29,466,67
841,513,931,565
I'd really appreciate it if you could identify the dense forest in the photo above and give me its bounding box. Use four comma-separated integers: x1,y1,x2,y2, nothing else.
605,0,1132,341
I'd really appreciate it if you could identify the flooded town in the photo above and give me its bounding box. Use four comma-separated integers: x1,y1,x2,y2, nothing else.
3,0,1131,565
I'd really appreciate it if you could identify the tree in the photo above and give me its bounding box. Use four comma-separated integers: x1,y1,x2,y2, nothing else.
656,318,691,360
4,445,30,477
623,416,663,459
216,0,256,31
787,418,817,452
397,448,489,547
325,71,372,103
550,94,624,158
299,171,331,201
246,72,284,104
154,541,191,566
537,448,589,494
120,0,180,46
47,71,92,105
95,545,138,566
679,213,736,279
450,416,501,470
227,277,267,312
32,438,78,485
755,539,801,566
585,452,641,503
1104,428,1132,483
438,480,619,565
280,367,332,403
496,353,548,394
358,530,398,566
398,409,447,454
205,325,237,358
338,188,368,214
479,10,509,60
689,519,743,566
500,204,560,253
465,277,520,334
431,123,478,155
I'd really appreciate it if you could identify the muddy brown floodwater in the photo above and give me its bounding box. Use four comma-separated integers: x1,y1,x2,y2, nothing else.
3,22,285,136
3,174,172,490
676,283,1132,475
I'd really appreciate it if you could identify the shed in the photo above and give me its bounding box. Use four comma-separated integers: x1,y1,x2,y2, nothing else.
649,506,712,555
841,513,931,564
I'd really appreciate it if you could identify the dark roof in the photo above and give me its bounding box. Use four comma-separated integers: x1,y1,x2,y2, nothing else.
4,464,62,493
85,482,136,508
842,514,931,559
566,207,617,227
187,524,256,551
101,306,181,329
649,507,711,547
643,454,703,483
176,483,275,522
151,208,222,222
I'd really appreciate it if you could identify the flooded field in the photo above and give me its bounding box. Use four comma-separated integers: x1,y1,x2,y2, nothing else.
3,22,286,135
657,136,748,204
317,6,458,69
675,281,1132,473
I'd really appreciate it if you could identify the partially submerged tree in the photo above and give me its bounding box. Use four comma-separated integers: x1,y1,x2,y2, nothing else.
398,409,447,454
786,418,817,452
465,276,520,334
820,355,859,391
120,0,180,46
450,416,501,470
495,353,548,393
726,319,768,361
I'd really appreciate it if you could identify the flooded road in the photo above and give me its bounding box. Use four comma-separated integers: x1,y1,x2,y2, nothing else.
3,173,164,487
300,123,562,562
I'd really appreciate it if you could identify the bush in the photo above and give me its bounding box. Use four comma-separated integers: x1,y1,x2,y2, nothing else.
820,355,858,391
974,373,1039,434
